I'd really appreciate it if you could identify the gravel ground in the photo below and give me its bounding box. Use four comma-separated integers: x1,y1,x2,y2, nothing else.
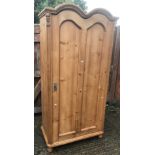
34,105,120,155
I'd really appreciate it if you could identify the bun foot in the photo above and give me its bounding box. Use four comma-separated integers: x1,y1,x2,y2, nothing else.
98,134,103,138
47,147,53,153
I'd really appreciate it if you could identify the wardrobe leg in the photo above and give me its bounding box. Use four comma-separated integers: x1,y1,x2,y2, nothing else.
98,134,103,138
47,147,53,153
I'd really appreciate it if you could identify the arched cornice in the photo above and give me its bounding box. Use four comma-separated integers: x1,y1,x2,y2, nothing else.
38,3,118,22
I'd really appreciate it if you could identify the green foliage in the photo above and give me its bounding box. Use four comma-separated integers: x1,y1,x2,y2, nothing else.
34,0,87,23
74,0,87,11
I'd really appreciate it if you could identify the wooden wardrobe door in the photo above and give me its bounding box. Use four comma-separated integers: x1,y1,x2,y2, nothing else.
80,23,106,133
59,21,81,140
52,14,84,142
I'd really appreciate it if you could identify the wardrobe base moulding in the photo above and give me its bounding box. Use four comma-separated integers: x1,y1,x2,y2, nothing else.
41,126,104,149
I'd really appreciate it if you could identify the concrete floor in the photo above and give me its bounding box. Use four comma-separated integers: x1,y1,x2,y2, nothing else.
34,104,120,155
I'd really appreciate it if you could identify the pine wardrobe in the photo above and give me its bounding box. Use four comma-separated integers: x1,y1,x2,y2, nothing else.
39,4,117,151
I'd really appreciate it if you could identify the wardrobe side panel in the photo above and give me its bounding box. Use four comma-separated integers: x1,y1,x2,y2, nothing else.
40,16,51,142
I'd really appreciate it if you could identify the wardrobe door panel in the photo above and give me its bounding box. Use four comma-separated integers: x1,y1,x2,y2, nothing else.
59,21,81,139
81,24,106,132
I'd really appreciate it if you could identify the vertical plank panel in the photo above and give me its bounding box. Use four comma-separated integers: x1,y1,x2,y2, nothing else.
76,29,87,133
81,24,105,130
52,16,60,143
40,16,50,141
40,14,53,144
108,26,120,103
34,24,40,77
59,21,81,135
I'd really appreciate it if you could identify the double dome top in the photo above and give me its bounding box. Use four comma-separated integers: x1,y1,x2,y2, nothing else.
38,3,118,22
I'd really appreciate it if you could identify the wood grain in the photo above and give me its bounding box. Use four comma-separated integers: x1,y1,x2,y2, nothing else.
81,24,105,132
59,21,81,137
